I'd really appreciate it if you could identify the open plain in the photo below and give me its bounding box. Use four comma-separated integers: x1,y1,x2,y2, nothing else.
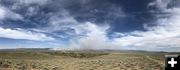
0,50,166,70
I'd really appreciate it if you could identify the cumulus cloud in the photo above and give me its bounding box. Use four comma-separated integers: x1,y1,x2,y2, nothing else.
0,0,179,51
46,18,112,50
74,22,110,50
0,27,55,41
110,0,180,51
59,0,180,51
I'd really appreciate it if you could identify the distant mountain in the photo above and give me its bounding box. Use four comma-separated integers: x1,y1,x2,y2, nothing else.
16,48,51,50
0,48,175,53
0,48,51,52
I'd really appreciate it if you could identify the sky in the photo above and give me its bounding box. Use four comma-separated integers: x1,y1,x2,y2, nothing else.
0,0,180,52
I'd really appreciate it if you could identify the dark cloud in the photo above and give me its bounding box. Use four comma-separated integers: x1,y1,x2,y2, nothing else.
1,0,179,51
0,0,155,32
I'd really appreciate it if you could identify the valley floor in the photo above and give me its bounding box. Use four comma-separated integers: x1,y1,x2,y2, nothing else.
0,51,165,70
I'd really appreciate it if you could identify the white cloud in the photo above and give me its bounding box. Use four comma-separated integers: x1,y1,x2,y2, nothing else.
0,6,23,20
63,19,180,51
110,0,180,51
0,27,55,41
37,9,79,34
19,0,48,5
148,0,180,13
76,22,110,50
0,7,5,19
3,0,176,51
62,0,180,52
148,0,170,10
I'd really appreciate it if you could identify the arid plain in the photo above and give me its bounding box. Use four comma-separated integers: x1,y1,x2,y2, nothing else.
0,50,165,70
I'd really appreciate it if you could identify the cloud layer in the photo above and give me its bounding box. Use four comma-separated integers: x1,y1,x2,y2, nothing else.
0,6,23,20
0,0,179,51
61,0,180,51
0,27,54,41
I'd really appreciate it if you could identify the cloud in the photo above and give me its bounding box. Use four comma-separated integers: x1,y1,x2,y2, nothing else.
0,0,179,52
18,0,48,5
0,6,23,20
0,7,5,19
60,0,180,51
0,0,49,21
43,15,112,50
0,27,55,41
75,22,110,50
50,22,111,50
110,0,180,51
148,0,171,10
25,6,39,16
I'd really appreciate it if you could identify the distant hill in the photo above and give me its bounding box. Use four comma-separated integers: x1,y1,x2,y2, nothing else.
0,48,179,54
0,48,51,52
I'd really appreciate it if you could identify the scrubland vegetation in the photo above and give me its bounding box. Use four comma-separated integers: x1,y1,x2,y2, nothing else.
0,51,165,70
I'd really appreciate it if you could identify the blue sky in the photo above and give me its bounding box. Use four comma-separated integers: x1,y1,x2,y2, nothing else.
0,0,180,51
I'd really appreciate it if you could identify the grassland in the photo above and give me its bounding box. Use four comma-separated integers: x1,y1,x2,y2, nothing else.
0,50,166,70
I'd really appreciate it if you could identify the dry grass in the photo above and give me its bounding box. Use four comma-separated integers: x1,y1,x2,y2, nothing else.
0,51,165,70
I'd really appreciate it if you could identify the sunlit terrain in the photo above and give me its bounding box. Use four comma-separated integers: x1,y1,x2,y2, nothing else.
0,49,166,70
0,0,180,70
